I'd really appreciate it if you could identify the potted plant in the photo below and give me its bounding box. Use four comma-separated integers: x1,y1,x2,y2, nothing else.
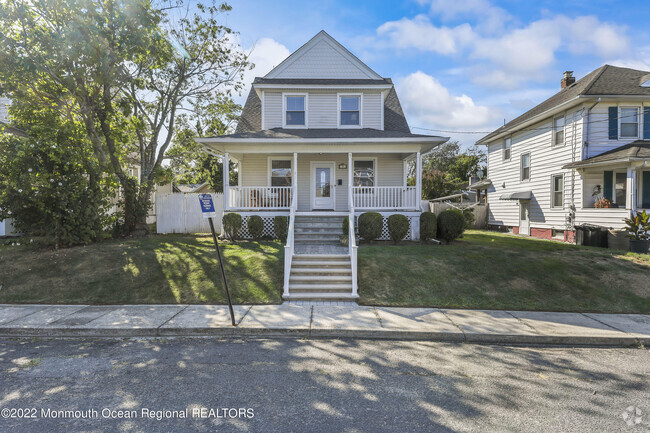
594,197,613,208
623,210,650,253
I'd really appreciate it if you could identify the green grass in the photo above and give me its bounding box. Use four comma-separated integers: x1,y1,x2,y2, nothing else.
358,230,650,313
0,235,283,304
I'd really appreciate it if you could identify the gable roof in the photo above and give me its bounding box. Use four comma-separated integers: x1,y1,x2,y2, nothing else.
476,65,650,145
264,30,382,80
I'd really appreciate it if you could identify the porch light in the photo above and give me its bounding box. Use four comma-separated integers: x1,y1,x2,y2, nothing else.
338,163,348,169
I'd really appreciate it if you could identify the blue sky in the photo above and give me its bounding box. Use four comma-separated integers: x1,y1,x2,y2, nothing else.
223,0,650,145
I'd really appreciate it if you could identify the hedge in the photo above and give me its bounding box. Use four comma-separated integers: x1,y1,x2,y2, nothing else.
274,215,288,241
358,212,383,241
420,212,437,241
222,213,242,241
437,209,465,243
387,214,409,244
247,215,264,239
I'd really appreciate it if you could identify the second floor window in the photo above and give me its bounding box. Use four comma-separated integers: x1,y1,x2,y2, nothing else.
620,107,639,138
340,95,360,126
553,116,564,146
521,153,531,181
503,138,511,160
285,95,305,127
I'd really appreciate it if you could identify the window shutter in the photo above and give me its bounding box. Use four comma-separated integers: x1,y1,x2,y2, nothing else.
642,171,650,208
608,107,618,140
644,107,650,140
603,171,613,200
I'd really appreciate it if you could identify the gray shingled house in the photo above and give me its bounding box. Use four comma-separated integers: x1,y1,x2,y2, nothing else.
196,31,448,301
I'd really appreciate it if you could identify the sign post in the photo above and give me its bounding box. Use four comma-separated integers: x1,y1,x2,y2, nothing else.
198,194,236,326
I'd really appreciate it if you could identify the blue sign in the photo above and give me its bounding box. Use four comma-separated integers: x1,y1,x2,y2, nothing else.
198,194,217,218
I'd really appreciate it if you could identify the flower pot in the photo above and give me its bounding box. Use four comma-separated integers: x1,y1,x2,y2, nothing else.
339,235,349,247
629,239,650,254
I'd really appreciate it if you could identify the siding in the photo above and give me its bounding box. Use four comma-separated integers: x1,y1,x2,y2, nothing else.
585,102,649,158
263,92,282,129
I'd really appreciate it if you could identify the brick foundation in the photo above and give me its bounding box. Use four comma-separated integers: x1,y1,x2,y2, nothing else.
512,226,519,234
530,228,552,239
487,225,575,243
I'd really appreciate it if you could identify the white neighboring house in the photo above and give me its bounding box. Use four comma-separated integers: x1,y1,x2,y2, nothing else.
476,66,650,242
1,96,18,236
196,31,448,301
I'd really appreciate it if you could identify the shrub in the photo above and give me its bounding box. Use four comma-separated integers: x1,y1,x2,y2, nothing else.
358,212,383,242
420,212,437,241
437,209,465,243
247,215,264,239
342,217,349,236
387,214,409,244
274,215,288,241
222,213,242,241
462,207,475,230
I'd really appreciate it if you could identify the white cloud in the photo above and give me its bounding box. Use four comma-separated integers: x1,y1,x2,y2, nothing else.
377,15,474,55
240,37,291,95
423,0,512,33
397,71,496,130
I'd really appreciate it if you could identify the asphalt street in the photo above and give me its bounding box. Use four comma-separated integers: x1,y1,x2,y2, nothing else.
0,337,648,432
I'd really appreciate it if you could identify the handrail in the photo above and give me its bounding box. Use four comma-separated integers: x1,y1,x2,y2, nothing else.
348,209,358,297
283,188,298,298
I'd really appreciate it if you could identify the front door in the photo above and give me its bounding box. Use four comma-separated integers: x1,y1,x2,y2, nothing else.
312,163,335,210
519,201,530,236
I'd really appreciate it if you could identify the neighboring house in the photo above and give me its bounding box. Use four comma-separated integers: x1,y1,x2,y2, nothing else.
196,31,447,301
476,65,650,242
0,97,21,236
173,183,211,194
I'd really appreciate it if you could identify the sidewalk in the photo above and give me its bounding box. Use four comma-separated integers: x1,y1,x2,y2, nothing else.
0,303,648,346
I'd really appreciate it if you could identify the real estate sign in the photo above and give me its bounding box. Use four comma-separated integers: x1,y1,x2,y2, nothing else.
198,194,217,218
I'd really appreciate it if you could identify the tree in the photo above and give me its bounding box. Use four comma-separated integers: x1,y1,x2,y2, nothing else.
0,0,249,235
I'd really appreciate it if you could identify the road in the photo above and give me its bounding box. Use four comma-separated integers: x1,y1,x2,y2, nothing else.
0,337,648,432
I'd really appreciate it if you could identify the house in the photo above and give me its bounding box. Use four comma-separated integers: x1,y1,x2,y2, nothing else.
476,65,650,243
196,31,448,301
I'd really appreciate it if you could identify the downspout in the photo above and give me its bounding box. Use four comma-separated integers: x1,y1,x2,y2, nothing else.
583,98,601,160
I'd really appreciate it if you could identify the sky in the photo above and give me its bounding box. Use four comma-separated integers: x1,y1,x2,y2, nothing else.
221,0,650,146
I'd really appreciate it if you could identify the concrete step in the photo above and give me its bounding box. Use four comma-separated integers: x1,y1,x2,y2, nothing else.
295,218,346,224
292,261,351,268
283,292,358,301
294,239,340,245
294,234,341,241
288,283,353,291
290,275,353,283
294,227,342,234
292,254,349,261
291,267,351,274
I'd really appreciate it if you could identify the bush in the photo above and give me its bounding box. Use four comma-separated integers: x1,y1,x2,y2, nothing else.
437,209,465,243
247,215,264,239
387,214,409,244
222,213,242,241
342,217,349,236
420,212,437,241
462,207,475,230
274,215,288,241
358,212,383,241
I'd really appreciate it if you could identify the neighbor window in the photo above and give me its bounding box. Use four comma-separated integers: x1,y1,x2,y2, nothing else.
353,160,375,187
551,174,563,208
620,107,639,138
521,153,531,181
285,95,305,126
270,159,292,186
339,95,360,126
553,116,565,146
615,172,627,205
503,138,511,160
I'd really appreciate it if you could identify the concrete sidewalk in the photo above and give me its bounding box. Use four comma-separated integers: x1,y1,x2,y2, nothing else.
0,303,648,346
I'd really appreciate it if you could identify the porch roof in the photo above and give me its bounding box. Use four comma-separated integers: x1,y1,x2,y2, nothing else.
197,127,443,141
563,140,650,169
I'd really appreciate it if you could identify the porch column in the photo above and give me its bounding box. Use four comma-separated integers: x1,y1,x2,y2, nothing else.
223,152,229,211
416,151,422,210
293,152,297,208
626,167,637,211
348,152,353,210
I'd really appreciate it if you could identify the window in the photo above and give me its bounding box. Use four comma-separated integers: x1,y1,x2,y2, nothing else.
270,159,292,186
551,174,563,208
339,95,360,127
353,160,375,187
284,95,305,127
503,138,511,160
553,116,565,146
615,172,626,206
521,153,531,181
620,107,639,138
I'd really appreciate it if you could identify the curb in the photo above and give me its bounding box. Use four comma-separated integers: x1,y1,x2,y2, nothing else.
0,326,646,346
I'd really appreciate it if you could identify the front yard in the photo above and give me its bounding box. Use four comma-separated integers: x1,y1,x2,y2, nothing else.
358,230,650,313
0,236,283,305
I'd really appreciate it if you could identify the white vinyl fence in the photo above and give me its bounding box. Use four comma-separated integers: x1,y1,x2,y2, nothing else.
156,193,223,234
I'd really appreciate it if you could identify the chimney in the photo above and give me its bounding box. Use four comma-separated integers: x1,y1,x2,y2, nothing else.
561,71,575,89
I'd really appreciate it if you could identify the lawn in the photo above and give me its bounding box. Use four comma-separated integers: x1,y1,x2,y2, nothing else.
0,235,284,305
358,230,650,313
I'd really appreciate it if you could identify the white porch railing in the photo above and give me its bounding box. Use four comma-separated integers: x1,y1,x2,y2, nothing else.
353,186,418,210
283,189,297,297
229,186,292,210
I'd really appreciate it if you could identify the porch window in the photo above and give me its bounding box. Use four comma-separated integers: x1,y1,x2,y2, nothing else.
521,153,531,181
551,174,563,208
339,95,360,126
353,160,375,187
553,116,564,146
503,138,511,161
285,95,306,127
615,172,627,206
620,107,639,138
270,159,292,187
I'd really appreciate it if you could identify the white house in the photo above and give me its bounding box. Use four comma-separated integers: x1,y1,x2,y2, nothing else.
476,65,650,243
197,31,448,301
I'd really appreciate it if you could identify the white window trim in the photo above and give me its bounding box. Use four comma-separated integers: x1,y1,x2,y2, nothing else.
352,157,378,191
337,93,363,129
503,137,511,161
552,114,565,147
550,173,564,209
282,93,308,129
267,156,293,187
520,152,531,182
619,106,640,139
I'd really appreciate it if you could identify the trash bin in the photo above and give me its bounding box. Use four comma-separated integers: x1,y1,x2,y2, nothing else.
575,224,608,248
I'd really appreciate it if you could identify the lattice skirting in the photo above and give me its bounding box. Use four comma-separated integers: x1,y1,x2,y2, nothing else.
353,212,420,241
225,212,289,239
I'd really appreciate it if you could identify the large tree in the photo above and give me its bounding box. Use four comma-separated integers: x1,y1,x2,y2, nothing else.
0,0,248,235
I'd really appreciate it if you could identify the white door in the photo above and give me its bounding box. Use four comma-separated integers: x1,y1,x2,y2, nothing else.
312,163,335,210
519,201,530,236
